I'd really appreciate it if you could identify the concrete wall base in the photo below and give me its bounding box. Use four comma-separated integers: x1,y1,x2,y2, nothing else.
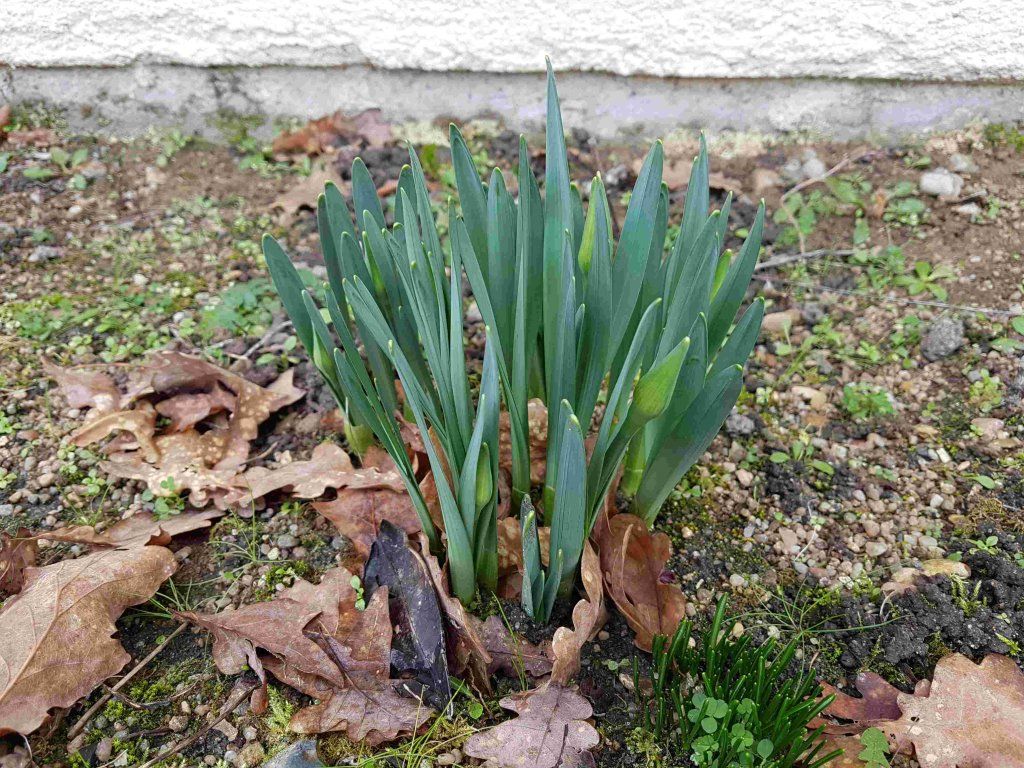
4,64,1023,141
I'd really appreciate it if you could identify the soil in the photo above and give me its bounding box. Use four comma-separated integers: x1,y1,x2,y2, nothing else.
2,107,1024,768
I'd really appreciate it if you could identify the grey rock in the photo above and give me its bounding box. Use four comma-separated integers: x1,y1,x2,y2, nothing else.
948,153,978,174
725,412,756,437
954,202,982,217
260,740,323,768
919,168,964,198
275,534,298,549
800,150,826,180
921,316,965,361
28,245,61,263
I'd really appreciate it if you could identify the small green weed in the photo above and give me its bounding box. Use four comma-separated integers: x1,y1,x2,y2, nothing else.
841,383,895,421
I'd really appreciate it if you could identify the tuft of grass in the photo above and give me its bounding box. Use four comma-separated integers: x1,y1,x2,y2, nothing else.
841,383,895,422
634,597,840,768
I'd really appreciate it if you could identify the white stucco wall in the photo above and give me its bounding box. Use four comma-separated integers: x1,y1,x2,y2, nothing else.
2,0,1022,81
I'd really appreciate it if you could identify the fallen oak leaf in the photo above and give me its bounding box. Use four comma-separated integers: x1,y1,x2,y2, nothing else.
288,683,433,747
550,543,606,686
272,164,346,217
463,684,600,768
227,442,404,509
176,568,365,689
43,361,121,414
479,615,553,680
44,510,222,550
0,546,177,735
892,653,1024,768
155,383,236,432
820,671,903,723
594,512,687,652
0,529,36,597
312,448,422,560
71,405,160,464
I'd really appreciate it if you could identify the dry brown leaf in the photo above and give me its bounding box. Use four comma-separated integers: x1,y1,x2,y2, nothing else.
271,109,392,155
272,164,346,215
179,567,432,744
0,529,36,597
479,615,553,680
288,684,432,746
551,543,606,685
314,490,421,561
0,546,177,735
45,510,222,550
5,128,56,147
820,671,903,723
63,353,305,508
228,442,404,508
71,406,160,463
177,572,351,688
43,361,121,413
416,535,492,687
594,512,687,652
498,400,549,485
892,653,1024,768
155,383,236,432
463,684,600,768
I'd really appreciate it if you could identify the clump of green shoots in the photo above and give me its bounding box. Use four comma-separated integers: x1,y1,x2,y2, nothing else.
635,598,839,768
263,62,763,622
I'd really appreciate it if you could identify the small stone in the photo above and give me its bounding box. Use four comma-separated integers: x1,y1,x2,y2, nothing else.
437,754,457,766
922,558,970,578
750,168,782,196
948,153,978,174
729,574,746,588
168,714,189,732
736,469,753,488
865,541,889,558
465,302,483,323
863,519,881,538
238,743,266,768
243,725,258,741
918,535,938,549
28,245,61,263
919,168,964,198
275,534,298,549
95,737,113,763
800,150,826,180
725,412,756,437
955,202,982,217
921,316,965,361
762,309,802,335
36,471,56,488
223,750,238,765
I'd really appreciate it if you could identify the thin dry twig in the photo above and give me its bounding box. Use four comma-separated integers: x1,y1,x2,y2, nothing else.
133,678,259,768
778,152,870,253
754,274,1017,318
755,248,856,272
67,623,187,739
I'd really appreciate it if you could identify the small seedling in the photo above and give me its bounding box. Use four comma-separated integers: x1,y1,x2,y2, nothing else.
841,383,895,421
858,727,891,767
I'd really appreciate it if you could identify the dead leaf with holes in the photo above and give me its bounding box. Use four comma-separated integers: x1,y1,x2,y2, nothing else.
51,352,307,509
593,512,687,652
551,543,606,685
226,442,405,509
463,684,600,768
0,529,36,597
44,509,222,550
0,546,177,735
43,360,121,413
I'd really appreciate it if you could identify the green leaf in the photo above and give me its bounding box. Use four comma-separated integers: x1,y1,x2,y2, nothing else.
769,451,790,463
23,166,55,181
1011,315,1024,336
858,727,891,768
